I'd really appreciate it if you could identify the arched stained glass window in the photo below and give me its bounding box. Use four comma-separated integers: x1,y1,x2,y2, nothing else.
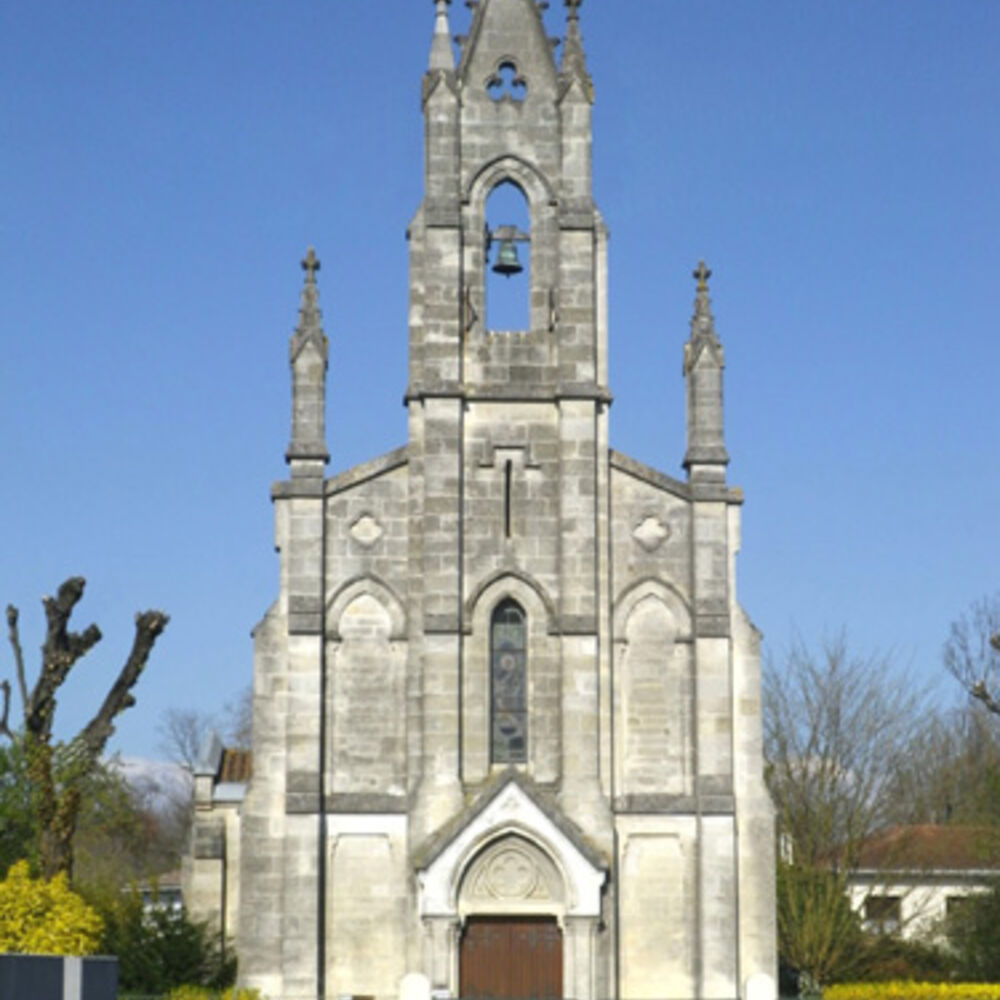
491,600,527,763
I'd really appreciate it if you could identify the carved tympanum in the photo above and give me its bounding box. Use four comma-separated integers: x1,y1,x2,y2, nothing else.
462,836,561,906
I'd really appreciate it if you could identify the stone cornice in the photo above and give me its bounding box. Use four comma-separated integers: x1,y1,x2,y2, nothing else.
404,384,613,405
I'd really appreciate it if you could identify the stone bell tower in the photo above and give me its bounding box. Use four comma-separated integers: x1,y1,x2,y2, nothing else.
231,3,777,999
406,0,611,847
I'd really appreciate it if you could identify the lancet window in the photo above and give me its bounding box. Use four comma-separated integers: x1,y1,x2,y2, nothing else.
490,600,527,763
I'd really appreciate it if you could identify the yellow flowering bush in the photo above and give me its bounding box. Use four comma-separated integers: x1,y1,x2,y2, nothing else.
165,988,262,1000
827,983,1000,1000
0,859,102,955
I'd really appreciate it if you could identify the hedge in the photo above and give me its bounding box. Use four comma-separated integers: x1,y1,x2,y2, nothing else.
164,989,262,1000
827,983,1000,1000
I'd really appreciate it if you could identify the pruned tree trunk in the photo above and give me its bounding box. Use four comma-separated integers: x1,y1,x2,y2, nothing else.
4,577,168,879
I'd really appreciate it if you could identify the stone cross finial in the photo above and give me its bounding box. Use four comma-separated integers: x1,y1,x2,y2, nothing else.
565,0,582,18
302,247,321,282
689,260,717,339
693,260,711,293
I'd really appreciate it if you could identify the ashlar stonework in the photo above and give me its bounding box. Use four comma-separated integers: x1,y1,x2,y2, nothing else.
184,2,777,998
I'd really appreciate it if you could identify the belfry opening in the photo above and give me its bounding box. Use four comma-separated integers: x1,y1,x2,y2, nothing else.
485,180,531,332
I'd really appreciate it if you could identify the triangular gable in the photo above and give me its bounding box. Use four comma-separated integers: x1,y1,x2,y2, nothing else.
416,771,607,919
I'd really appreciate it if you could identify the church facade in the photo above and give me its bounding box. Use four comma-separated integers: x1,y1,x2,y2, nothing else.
189,2,776,998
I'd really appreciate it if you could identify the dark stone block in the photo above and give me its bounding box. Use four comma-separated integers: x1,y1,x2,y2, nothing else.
327,793,408,814
698,775,734,797
193,817,225,860
696,614,731,638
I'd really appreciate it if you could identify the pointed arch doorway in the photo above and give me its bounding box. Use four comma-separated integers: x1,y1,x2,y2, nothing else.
415,777,606,1000
457,836,564,999
459,916,562,999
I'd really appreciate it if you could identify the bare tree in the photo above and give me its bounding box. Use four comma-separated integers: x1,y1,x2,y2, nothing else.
765,635,931,985
157,707,216,770
945,594,1000,716
1,577,168,878
157,684,252,770
222,685,252,750
888,704,1000,826
765,635,926,866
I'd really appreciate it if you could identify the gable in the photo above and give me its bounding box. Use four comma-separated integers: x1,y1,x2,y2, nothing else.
417,773,606,919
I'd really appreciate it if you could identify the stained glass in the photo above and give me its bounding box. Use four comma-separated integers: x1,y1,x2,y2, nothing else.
491,601,527,763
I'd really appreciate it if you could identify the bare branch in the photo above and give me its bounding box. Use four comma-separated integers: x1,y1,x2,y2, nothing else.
157,707,215,769
77,609,169,763
764,634,927,866
971,681,1000,717
945,594,1000,718
224,685,253,750
6,604,28,711
26,577,102,740
6,578,169,880
888,705,1000,825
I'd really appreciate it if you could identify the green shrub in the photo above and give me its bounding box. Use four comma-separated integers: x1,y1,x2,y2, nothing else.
945,883,1000,981
96,889,234,994
777,862,865,985
853,935,954,983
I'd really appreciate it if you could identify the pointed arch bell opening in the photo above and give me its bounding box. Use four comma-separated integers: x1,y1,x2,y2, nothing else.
491,599,527,763
485,180,531,333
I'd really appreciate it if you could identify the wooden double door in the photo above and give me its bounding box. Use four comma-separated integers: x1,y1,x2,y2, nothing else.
459,916,563,1000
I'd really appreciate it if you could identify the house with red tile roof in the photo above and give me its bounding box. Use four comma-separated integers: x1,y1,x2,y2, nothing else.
846,825,1000,938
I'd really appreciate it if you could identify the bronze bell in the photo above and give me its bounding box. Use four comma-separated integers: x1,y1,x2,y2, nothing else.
492,238,524,277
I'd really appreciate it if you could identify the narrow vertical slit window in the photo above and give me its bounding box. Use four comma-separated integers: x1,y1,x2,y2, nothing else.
491,600,527,763
504,459,513,538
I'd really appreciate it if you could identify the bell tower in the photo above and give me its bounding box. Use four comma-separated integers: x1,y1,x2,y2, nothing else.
408,0,606,396
407,0,613,844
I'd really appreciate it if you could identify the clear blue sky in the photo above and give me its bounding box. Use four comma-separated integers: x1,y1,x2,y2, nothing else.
2,2,998,760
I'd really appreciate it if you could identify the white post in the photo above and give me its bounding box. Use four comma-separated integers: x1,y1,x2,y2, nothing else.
62,956,82,1000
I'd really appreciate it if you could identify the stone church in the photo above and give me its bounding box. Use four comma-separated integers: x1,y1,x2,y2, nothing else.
185,1,776,998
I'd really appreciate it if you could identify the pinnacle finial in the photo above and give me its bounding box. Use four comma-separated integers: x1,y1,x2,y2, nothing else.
559,0,591,97
429,0,455,72
690,259,717,337
683,258,727,474
295,246,324,340
302,246,320,284
693,260,711,294
288,247,328,467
